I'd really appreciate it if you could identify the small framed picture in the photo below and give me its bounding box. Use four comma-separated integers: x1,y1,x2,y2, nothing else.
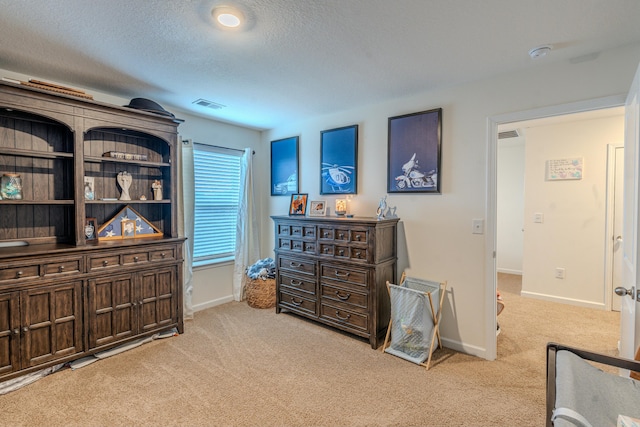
308,200,327,217
84,176,95,200
289,193,308,216
121,219,136,238
84,217,97,241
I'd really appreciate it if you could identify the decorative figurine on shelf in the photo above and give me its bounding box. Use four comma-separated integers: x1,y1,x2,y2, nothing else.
376,195,387,220
152,180,162,201
117,171,132,201
1,173,22,200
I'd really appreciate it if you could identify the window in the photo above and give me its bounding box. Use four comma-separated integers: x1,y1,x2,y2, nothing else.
193,143,242,265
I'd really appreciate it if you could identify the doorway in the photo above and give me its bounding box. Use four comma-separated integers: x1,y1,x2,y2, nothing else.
486,97,627,360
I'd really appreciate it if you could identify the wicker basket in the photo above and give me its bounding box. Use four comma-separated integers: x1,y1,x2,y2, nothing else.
245,277,276,309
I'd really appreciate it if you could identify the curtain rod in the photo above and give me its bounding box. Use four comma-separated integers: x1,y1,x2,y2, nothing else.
191,141,254,155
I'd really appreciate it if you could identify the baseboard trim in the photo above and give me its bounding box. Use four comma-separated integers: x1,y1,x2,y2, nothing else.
520,290,606,310
441,337,488,360
497,268,522,275
193,295,234,312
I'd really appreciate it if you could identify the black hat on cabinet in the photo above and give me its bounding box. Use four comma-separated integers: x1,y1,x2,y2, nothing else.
123,98,174,117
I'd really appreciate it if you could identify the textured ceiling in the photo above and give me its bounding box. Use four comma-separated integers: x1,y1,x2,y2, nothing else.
1,0,640,130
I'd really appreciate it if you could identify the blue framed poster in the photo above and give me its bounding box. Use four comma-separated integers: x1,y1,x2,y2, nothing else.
320,124,358,195
387,108,442,194
271,136,299,196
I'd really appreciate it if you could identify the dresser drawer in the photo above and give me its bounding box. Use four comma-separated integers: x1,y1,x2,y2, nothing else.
0,264,40,282
278,238,292,251
280,273,316,296
318,227,334,240
320,283,368,311
279,290,317,316
43,257,83,276
320,264,368,286
88,254,120,271
279,256,316,276
334,228,349,242
321,303,368,331
150,247,176,261
122,251,150,265
334,245,350,259
351,229,368,244
302,226,316,238
319,244,334,256
350,247,368,262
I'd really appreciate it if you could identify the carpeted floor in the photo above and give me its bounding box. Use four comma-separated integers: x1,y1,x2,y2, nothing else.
0,274,619,427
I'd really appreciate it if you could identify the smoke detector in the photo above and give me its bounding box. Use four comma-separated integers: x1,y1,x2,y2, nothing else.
528,45,553,59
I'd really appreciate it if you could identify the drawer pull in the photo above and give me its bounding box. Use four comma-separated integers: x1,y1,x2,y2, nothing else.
161,253,166,258
16,271,23,278
338,233,345,239
102,260,109,266
22,326,29,333
355,235,361,241
306,231,315,236
289,261,302,268
307,245,315,251
133,256,139,262
323,232,330,237
335,310,351,321
334,270,350,278
354,251,361,258
293,243,301,249
12,328,19,335
338,250,345,256
335,291,351,301
290,279,302,287
290,297,303,306
324,248,330,253
58,265,65,272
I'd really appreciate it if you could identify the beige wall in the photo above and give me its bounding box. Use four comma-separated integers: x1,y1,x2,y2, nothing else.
261,44,640,358
521,115,624,308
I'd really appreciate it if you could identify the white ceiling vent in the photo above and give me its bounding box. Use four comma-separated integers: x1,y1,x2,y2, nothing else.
498,129,520,139
192,98,226,110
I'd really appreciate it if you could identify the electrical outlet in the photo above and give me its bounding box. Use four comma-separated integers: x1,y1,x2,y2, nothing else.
555,267,565,279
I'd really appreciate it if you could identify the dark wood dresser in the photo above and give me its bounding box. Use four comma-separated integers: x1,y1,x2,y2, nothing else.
271,215,399,349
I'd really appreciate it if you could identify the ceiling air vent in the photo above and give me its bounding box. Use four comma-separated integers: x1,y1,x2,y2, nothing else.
192,98,226,110
498,129,520,139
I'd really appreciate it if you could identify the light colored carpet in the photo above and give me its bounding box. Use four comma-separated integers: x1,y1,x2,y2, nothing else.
0,274,619,427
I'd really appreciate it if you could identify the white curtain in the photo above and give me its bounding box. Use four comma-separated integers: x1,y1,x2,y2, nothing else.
178,137,194,319
233,148,260,301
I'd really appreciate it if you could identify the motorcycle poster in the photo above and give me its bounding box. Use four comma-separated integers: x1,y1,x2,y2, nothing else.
320,124,358,195
387,108,442,194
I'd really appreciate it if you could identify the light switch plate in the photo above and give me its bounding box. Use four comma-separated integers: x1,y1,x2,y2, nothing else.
472,219,484,234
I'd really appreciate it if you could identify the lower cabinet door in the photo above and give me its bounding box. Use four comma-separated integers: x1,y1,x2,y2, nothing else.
138,266,178,333
21,281,84,368
0,291,20,375
88,274,137,349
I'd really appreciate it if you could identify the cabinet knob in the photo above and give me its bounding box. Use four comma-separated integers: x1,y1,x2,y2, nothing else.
338,250,344,256
354,252,361,258
22,326,29,333
323,232,329,237
16,271,23,278
12,328,19,335
58,265,65,272
356,235,361,241
339,233,345,238
102,260,109,266
161,253,166,258
133,256,139,262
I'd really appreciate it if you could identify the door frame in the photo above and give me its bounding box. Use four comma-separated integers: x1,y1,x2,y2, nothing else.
485,95,626,361
605,144,625,311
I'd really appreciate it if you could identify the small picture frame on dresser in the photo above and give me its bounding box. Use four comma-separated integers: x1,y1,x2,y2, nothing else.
84,217,97,241
288,193,308,216
308,200,326,217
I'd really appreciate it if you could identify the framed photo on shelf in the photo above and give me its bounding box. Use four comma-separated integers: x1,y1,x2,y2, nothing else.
387,108,442,194
84,217,97,241
121,219,136,238
308,200,327,217
271,136,299,196
83,176,95,200
320,125,358,195
288,193,308,216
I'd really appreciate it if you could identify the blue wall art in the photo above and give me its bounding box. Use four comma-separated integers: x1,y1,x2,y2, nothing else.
271,136,299,196
320,124,358,195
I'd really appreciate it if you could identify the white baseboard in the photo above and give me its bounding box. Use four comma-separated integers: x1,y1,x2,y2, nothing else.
520,290,606,310
193,295,234,312
496,268,522,275
441,337,488,360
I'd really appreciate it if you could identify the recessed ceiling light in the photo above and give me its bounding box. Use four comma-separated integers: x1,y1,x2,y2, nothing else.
212,6,244,29
528,45,553,59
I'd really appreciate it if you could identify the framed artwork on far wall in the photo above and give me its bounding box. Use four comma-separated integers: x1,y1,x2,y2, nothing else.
387,108,442,194
320,124,358,195
289,193,308,216
271,136,299,196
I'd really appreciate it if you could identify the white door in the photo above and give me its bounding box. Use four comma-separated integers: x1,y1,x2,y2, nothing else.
612,146,624,312
619,63,640,361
